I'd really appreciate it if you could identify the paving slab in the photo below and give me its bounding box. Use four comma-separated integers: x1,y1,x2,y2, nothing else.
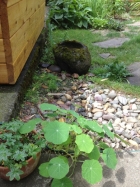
1,151,140,187
93,38,130,48
127,62,140,86
99,53,111,59
127,21,140,27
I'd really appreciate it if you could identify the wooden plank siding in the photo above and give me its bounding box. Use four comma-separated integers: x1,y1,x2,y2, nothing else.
0,64,8,83
0,39,6,63
0,19,2,39
0,0,45,84
9,3,45,83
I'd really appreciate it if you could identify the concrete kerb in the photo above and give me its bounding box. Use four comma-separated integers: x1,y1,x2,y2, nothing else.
0,28,47,123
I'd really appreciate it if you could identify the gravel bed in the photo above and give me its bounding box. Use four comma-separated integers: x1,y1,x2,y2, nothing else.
19,73,140,151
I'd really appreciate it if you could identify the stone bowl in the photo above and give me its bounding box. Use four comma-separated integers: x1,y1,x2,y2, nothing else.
53,40,91,75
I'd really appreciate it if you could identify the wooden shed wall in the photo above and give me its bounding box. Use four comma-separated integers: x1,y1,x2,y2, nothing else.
0,0,45,84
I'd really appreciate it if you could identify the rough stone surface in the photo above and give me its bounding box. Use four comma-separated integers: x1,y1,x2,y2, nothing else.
93,38,130,48
53,40,91,75
127,62,140,86
99,53,111,59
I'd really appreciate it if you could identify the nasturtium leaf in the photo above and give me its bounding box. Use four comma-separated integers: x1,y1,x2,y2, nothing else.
43,121,69,144
61,136,72,146
58,156,69,164
75,134,94,153
19,118,42,134
48,157,69,179
86,120,103,133
38,162,50,177
70,125,82,134
108,121,113,129
103,125,114,139
98,141,109,149
51,177,73,187
101,148,117,169
77,117,88,128
58,108,68,114
67,110,79,118
39,103,58,111
88,145,100,160
82,159,102,184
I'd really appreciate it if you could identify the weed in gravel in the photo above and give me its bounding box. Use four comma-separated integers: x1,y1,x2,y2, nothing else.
25,72,58,103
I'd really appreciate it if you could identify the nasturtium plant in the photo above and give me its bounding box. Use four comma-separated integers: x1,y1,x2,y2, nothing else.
43,121,69,144
39,103,59,111
19,118,42,134
75,134,94,153
82,159,102,184
37,103,121,187
101,148,117,169
88,145,100,160
51,177,73,187
38,162,50,178
48,157,69,179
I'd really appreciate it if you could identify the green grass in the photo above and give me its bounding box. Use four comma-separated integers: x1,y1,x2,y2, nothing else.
51,23,140,96
24,18,140,103
25,71,59,103
52,27,140,66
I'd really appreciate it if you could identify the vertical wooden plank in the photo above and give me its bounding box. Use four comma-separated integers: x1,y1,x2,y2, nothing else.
10,3,45,84
0,39,6,63
0,0,45,84
0,0,10,39
10,2,45,64
6,0,45,38
0,64,8,84
0,19,2,39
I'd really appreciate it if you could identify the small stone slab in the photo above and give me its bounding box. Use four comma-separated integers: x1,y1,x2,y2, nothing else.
93,37,130,48
99,53,110,59
127,21,140,27
127,62,140,86
127,62,140,72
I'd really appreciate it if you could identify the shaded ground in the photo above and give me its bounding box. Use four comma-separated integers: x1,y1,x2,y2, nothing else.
1,151,140,187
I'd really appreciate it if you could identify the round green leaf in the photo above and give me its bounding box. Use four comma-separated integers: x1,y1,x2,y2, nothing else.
103,125,113,137
103,125,114,139
44,121,69,144
86,120,103,133
38,162,50,178
67,110,79,118
75,134,94,153
101,148,117,169
77,117,87,128
19,118,42,134
70,125,82,134
51,177,73,187
39,103,58,111
82,159,102,184
48,157,69,179
58,156,69,164
88,145,100,160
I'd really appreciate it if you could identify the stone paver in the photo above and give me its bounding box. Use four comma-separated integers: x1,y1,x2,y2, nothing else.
127,62,140,86
93,38,130,48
